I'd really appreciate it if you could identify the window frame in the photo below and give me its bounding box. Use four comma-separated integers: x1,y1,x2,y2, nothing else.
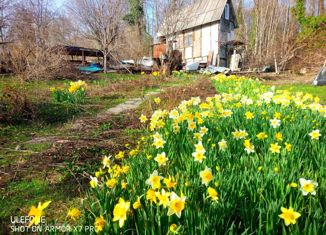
185,34,193,48
225,3,230,20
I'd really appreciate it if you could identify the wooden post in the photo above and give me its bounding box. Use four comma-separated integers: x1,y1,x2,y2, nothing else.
82,50,85,65
274,52,279,74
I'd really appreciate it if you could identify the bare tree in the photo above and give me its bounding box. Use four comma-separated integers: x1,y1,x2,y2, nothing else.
153,0,192,73
0,0,11,42
7,0,71,80
69,0,127,73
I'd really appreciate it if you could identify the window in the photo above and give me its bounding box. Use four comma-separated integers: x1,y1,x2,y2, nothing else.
185,34,193,47
225,3,230,20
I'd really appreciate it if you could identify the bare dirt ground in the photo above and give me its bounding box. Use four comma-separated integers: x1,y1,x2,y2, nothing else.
256,71,317,85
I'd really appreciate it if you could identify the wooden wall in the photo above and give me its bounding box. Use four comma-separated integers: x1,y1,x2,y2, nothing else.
153,44,166,59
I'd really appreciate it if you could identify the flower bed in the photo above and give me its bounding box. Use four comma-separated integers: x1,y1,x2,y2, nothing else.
29,75,326,234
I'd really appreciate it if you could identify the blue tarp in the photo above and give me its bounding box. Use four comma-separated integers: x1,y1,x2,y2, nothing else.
79,63,103,73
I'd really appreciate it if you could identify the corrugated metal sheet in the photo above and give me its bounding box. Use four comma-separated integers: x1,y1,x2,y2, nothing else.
158,0,228,36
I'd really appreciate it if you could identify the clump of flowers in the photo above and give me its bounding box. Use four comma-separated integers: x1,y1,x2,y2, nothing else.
51,80,87,104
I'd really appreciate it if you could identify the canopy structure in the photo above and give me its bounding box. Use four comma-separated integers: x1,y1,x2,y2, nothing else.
52,45,104,65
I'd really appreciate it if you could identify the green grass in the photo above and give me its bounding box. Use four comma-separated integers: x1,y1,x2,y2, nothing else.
96,73,143,83
275,84,326,104
0,178,83,222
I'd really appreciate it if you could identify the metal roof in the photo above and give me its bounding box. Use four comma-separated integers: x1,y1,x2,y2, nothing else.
158,0,237,36
52,45,103,57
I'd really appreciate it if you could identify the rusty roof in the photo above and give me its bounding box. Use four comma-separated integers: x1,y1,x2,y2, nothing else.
158,0,237,36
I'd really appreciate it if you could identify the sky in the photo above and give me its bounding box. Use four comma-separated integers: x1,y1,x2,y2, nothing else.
53,0,66,8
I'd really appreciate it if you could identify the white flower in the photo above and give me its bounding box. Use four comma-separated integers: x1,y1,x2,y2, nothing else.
308,130,321,140
145,170,163,189
270,118,281,128
218,139,228,151
299,178,318,196
102,155,111,168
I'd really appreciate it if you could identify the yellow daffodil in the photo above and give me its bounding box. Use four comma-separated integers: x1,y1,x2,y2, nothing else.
288,182,298,188
121,181,128,189
207,187,218,201
275,132,283,141
154,97,161,104
121,165,130,174
156,189,170,208
115,151,124,160
169,223,179,234
200,126,208,135
256,132,268,140
106,178,117,189
245,111,254,119
139,114,148,123
192,150,206,163
133,197,141,209
95,168,104,178
167,192,186,218
188,121,196,131
244,139,255,154
279,207,301,226
220,109,233,118
146,170,163,189
200,167,213,186
67,208,81,221
153,137,166,149
232,130,248,139
164,176,177,188
146,189,157,203
270,143,281,154
112,198,130,228
283,142,292,152
274,112,282,119
90,176,98,188
154,152,168,166
94,215,106,233
28,201,51,227
195,141,206,153
152,71,159,77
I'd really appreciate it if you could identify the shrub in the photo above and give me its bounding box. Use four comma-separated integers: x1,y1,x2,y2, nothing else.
0,85,35,123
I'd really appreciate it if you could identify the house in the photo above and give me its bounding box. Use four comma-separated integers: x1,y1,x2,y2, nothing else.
153,0,238,67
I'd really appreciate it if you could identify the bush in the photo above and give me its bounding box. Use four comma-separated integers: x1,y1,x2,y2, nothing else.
0,85,35,123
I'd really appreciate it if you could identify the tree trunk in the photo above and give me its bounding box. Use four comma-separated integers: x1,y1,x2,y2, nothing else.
319,0,325,15
103,50,107,73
